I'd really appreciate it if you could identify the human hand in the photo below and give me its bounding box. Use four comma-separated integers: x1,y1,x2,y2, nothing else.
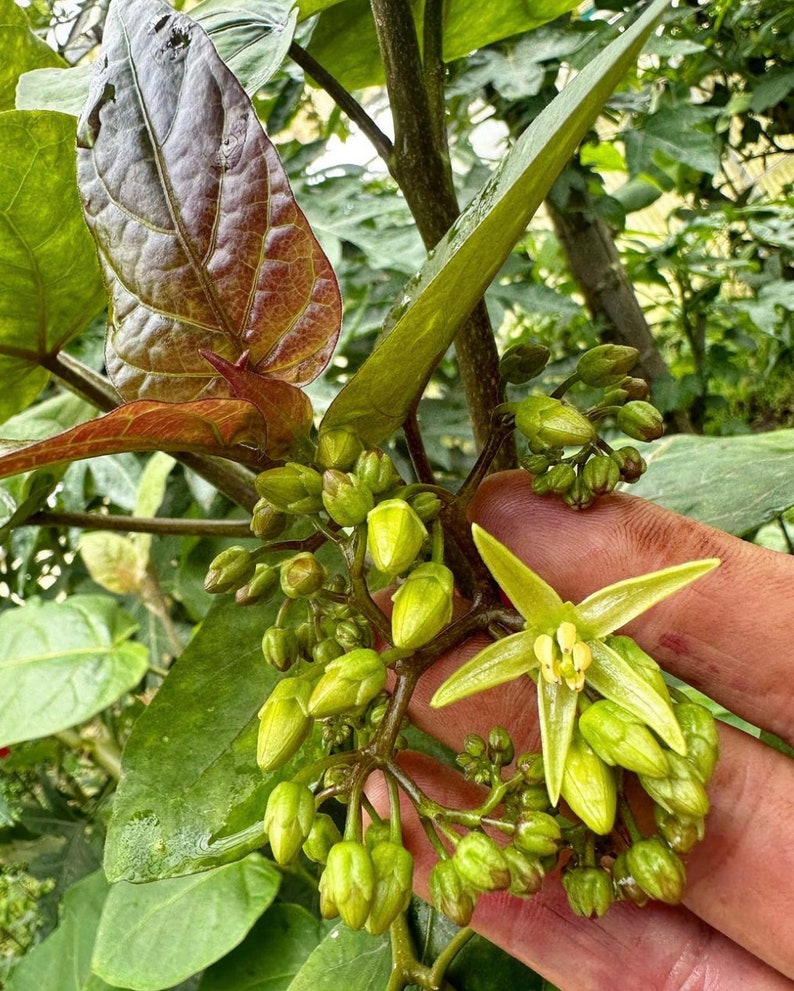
396,471,794,991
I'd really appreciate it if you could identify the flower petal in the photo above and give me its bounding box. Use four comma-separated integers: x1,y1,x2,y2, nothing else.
577,559,719,640
430,631,536,708
537,677,578,806
472,524,563,623
587,640,686,754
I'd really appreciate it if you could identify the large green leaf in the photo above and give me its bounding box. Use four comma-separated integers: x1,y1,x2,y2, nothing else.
321,0,669,444
630,430,794,536
92,854,280,991
0,596,148,748
104,597,323,882
0,0,63,110
306,0,583,90
6,871,120,991
285,925,392,991
197,904,332,991
0,110,105,424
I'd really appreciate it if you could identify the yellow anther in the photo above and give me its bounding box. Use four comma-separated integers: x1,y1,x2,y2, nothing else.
556,621,578,654
572,640,592,673
534,634,561,685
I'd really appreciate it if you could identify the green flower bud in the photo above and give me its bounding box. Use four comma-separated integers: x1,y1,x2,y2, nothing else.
487,726,514,765
515,395,597,450
355,449,402,495
255,464,324,515
302,812,343,865
366,499,427,575
316,426,365,471
280,552,327,598
560,729,617,835
322,469,374,527
312,636,345,665
262,626,301,672
250,498,289,541
204,546,256,594
517,785,552,812
579,699,670,777
335,619,365,650
582,455,621,496
319,840,375,930
391,562,454,650
235,563,279,606
625,837,686,904
621,376,651,402
453,832,510,892
617,401,664,442
409,491,443,523
364,820,392,850
654,806,705,854
563,476,595,510
610,445,646,482
674,701,719,782
562,866,614,918
295,621,317,657
611,849,648,905
263,781,315,865
503,845,545,897
520,453,552,475
517,752,545,786
514,811,562,857
543,463,577,494
639,752,710,819
429,859,476,927
365,841,414,934
307,648,387,718
257,677,313,771
576,344,638,387
499,342,551,384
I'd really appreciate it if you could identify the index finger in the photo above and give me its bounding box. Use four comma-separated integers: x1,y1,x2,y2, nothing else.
470,470,794,746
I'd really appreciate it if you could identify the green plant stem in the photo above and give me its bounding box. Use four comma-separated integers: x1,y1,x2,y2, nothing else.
55,728,122,781
403,403,436,484
24,509,256,538
368,0,513,469
287,41,394,161
428,925,475,989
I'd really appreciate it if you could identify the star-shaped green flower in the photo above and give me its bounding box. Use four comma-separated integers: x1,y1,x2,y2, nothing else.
431,524,719,807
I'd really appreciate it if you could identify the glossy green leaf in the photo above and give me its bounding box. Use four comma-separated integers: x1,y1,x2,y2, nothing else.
92,854,279,991
0,110,105,424
0,596,148,748
577,558,719,641
77,0,340,457
0,399,267,482
321,0,669,444
198,904,331,991
631,430,794,535
587,640,686,754
6,871,118,991
0,0,63,110
306,0,583,90
104,597,323,882
472,524,562,623
286,925,392,991
430,631,535,709
537,677,578,806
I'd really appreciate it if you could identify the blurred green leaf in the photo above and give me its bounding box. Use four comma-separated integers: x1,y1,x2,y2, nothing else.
0,596,148,747
92,854,279,991
198,904,332,991
321,0,669,444
630,430,794,535
0,111,106,424
286,925,391,991
104,597,324,882
0,0,63,111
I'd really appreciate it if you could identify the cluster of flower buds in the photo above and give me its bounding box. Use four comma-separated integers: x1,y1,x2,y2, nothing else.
503,344,664,508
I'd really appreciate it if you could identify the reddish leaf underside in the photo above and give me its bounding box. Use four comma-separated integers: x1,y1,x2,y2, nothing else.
0,399,267,481
76,0,340,454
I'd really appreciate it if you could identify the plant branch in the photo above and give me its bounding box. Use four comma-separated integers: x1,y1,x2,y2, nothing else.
288,42,394,161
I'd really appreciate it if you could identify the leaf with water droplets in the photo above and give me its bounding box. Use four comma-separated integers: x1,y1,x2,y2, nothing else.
76,0,340,457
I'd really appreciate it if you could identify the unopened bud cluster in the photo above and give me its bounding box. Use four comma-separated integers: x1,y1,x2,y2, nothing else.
506,345,663,508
